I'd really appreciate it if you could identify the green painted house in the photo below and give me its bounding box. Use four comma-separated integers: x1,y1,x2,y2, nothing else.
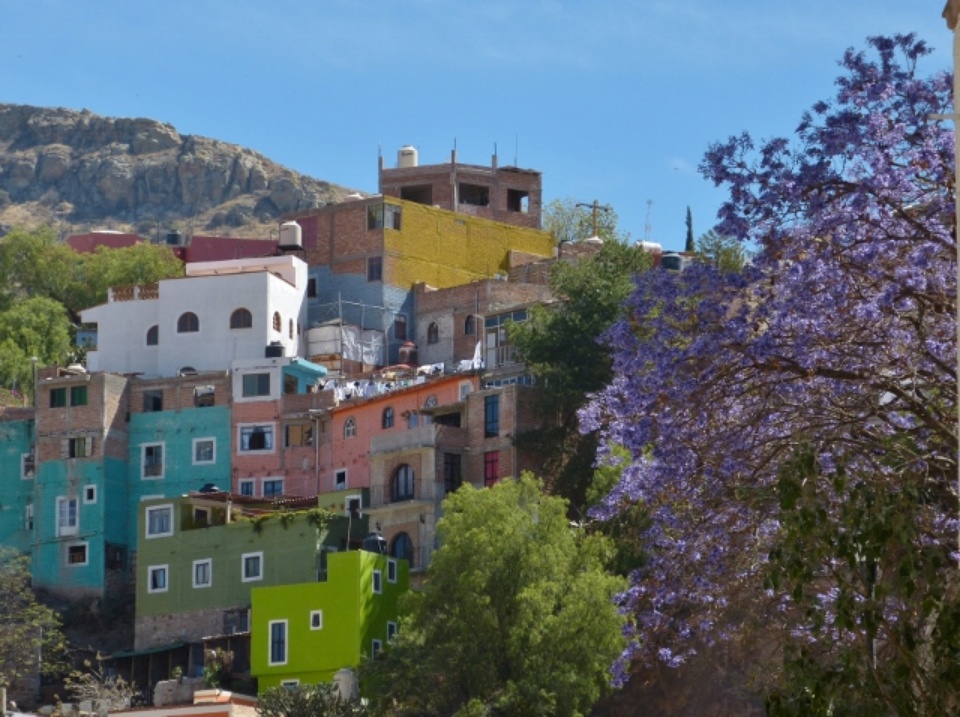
134,490,370,653
250,548,409,691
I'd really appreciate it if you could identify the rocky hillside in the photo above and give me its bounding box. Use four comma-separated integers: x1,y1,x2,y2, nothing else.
0,104,360,238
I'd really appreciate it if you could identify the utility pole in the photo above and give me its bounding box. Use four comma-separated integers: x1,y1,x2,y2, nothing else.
575,199,611,239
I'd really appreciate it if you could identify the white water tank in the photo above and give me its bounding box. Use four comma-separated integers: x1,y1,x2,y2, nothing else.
278,221,302,250
398,145,418,168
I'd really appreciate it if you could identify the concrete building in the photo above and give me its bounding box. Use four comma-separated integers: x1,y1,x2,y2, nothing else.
81,254,310,378
251,548,408,691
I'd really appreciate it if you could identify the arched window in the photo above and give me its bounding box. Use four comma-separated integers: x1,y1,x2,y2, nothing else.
230,308,252,329
146,325,159,346
391,464,415,502
391,532,414,565
273,312,282,332
289,319,294,339
177,312,199,333
427,322,439,344
382,406,394,429
464,315,475,336
344,417,357,439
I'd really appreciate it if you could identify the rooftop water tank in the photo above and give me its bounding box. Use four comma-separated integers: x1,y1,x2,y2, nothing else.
661,253,685,271
398,145,418,168
166,231,184,246
265,341,284,358
278,221,302,250
362,532,389,555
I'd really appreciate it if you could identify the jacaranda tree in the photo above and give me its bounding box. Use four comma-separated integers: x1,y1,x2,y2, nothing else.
582,35,958,714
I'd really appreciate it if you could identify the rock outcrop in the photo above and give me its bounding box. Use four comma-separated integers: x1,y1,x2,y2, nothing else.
0,104,359,236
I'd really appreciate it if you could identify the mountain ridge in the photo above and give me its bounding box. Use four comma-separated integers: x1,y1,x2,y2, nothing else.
0,103,361,238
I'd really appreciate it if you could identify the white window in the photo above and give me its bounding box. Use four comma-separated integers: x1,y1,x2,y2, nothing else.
387,558,398,583
193,438,216,464
310,610,323,630
242,551,263,582
262,478,284,497
21,452,35,479
343,417,357,439
335,469,347,491
372,639,383,658
142,443,164,479
239,479,255,497
57,497,78,537
387,621,398,640
239,424,275,453
148,565,168,593
145,504,173,538
66,542,88,566
372,569,383,594
269,620,288,666
83,485,97,504
242,372,271,398
193,559,212,588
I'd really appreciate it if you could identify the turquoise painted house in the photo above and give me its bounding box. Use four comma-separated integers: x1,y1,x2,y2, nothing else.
0,409,37,555
32,369,130,596
251,548,409,691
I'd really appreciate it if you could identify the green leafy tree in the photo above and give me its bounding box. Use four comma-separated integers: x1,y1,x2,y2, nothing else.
361,475,627,717
542,198,623,246
0,548,68,691
258,682,366,717
0,227,78,310
509,240,651,507
695,229,746,273
72,242,183,318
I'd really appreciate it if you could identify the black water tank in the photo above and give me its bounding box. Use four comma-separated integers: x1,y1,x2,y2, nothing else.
265,341,284,358
362,533,389,555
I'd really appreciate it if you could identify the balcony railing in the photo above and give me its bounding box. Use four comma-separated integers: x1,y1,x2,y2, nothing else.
109,283,159,302
368,479,437,509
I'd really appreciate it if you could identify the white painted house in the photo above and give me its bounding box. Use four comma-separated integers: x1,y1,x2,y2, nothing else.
81,255,310,378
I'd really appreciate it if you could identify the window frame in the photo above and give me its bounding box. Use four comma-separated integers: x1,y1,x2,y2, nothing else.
391,464,415,502
269,619,288,666
484,394,500,437
177,312,200,333
242,551,263,583
230,308,253,329
238,423,276,454
193,558,213,589
387,558,398,583
50,387,67,408
66,541,89,567
262,477,284,497
21,452,35,479
57,496,78,537
343,417,357,439
143,389,163,413
242,372,272,398
83,485,97,505
70,385,88,406
310,610,323,630
239,479,255,497
141,442,165,479
334,469,347,491
145,504,174,539
367,256,382,282
382,406,394,429
427,321,439,344
192,437,216,465
372,569,383,595
148,564,169,594
484,450,500,487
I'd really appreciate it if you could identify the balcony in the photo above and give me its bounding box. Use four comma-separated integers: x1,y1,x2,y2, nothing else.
368,479,438,509
369,424,439,456
109,283,159,302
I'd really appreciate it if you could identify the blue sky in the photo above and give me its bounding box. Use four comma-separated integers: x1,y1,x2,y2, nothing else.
2,1,950,250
